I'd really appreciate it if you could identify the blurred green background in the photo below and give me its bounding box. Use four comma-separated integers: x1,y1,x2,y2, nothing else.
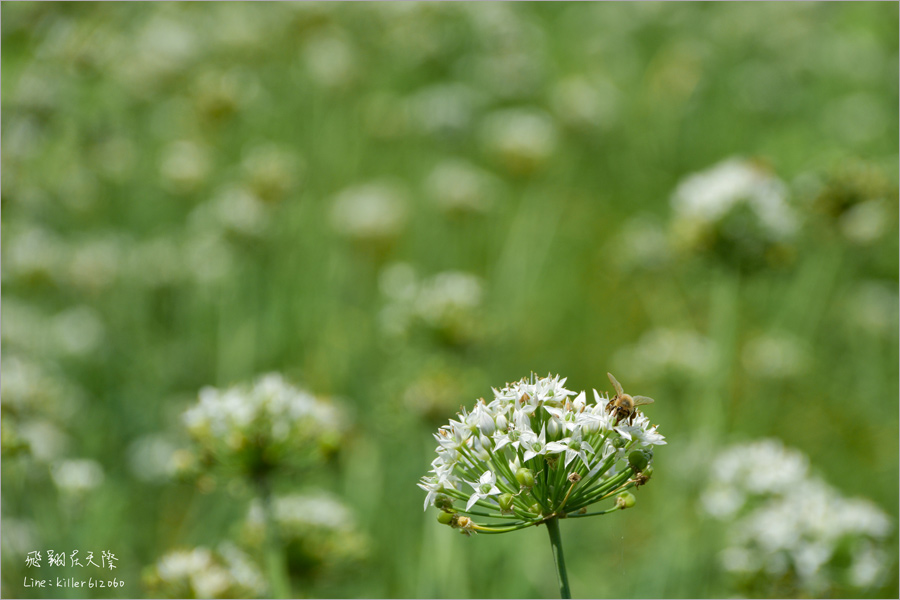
2,2,898,598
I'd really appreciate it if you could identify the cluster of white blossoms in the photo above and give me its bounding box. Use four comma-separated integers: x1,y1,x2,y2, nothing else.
669,157,799,267
144,543,265,599
419,374,665,534
329,181,409,244
182,373,345,478
243,492,368,573
379,263,484,345
612,328,717,381
703,439,893,593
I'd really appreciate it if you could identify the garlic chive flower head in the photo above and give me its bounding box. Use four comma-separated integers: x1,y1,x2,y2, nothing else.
143,543,266,599
703,439,893,595
419,373,665,534
669,157,798,271
182,373,347,480
242,492,369,576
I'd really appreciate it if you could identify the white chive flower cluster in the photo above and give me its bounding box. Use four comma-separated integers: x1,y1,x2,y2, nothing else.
703,439,893,593
670,157,798,268
379,263,484,345
612,328,717,381
419,374,665,535
243,492,368,574
144,543,266,599
182,373,346,478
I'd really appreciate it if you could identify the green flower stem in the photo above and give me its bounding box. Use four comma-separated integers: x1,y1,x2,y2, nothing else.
578,467,632,500
473,521,531,533
256,478,292,600
566,471,634,512
565,506,621,518
545,516,571,599
461,509,521,519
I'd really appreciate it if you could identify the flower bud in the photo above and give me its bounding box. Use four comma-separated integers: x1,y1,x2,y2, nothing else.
495,413,508,432
547,418,562,440
509,456,521,472
437,511,455,525
498,493,514,512
612,436,627,449
616,491,636,509
434,493,455,512
628,449,651,472
516,467,535,488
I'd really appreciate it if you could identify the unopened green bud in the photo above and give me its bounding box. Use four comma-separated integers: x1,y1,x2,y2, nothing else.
612,436,627,449
616,491,636,509
498,493,514,512
434,493,454,512
516,467,535,488
628,449,651,472
437,511,455,525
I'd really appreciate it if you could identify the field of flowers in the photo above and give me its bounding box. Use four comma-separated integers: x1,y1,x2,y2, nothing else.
2,3,898,598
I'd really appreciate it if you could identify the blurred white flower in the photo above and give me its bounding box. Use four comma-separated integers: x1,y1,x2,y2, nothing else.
3,357,57,411
150,543,265,599
704,439,893,594
330,181,408,243
741,332,809,380
549,75,619,130
240,143,303,202
425,159,501,215
51,458,105,494
15,419,70,463
247,491,354,532
183,232,235,285
378,266,484,344
1,518,37,558
838,198,892,245
133,17,196,80
128,434,180,484
608,216,672,272
671,158,799,258
193,68,260,120
845,281,898,337
190,185,270,239
481,108,558,175
182,373,346,477
379,262,418,302
159,140,211,194
671,158,798,247
65,236,125,293
416,271,483,328
303,31,357,90
4,226,67,283
613,328,716,380
407,83,486,138
51,305,105,358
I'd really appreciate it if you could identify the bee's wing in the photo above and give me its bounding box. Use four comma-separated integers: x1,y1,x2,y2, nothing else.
607,373,624,396
632,395,655,406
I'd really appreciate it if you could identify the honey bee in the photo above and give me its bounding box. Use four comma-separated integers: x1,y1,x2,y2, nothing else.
605,372,654,425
